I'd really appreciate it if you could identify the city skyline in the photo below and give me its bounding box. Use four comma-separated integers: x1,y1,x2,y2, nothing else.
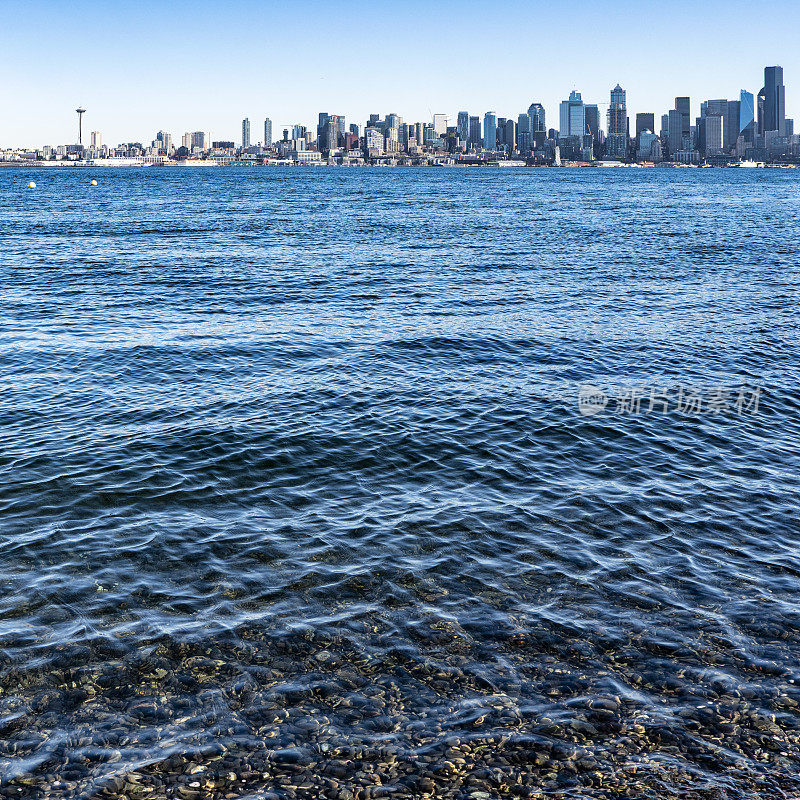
1,0,799,148
4,69,796,154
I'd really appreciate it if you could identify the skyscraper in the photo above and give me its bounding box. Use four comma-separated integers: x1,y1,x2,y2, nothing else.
504,118,515,150
317,113,329,149
433,114,448,136
264,118,273,147
636,113,655,138
241,118,251,149
606,84,628,158
559,91,585,138
468,116,481,147
705,114,723,155
517,113,531,151
725,102,740,151
90,131,102,148
668,109,683,156
326,115,345,150
761,66,786,135
483,112,497,151
675,97,691,138
739,90,755,139
457,112,469,144
528,103,546,133
585,105,600,141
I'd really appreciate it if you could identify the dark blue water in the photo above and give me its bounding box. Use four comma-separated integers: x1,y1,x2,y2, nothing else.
1,167,800,800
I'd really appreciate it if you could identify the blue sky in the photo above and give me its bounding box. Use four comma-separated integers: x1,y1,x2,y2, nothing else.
1,0,798,147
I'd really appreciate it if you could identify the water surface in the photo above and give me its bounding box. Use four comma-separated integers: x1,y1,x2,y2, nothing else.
1,167,799,800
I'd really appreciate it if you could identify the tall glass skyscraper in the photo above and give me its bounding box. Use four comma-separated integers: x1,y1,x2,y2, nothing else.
457,112,469,145
606,84,628,158
241,118,251,149
483,112,497,151
528,103,546,133
762,66,786,135
739,90,755,141
263,118,272,147
559,92,585,138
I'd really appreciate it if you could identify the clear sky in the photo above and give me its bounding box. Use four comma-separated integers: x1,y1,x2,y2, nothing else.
1,0,798,148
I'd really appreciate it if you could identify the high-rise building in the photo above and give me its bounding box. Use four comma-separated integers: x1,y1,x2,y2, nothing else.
433,114,448,136
725,102,740,151
660,114,669,139
559,91,585,138
415,122,425,147
483,112,497,151
668,109,683,156
468,116,481,147
457,112,469,144
739,90,756,140
636,113,655,139
705,114,723,155
191,131,208,150
241,118,251,149
326,115,345,150
675,97,691,138
90,131,102,148
761,66,786,135
155,131,171,152
606,84,628,158
264,118,273,147
585,105,600,143
517,113,531,151
528,103,546,133
504,118,516,150
386,113,402,131
317,113,330,149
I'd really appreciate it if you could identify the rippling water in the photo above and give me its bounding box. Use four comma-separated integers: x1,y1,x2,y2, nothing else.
1,167,800,800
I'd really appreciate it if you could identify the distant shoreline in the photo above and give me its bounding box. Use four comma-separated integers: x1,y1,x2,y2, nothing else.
2,161,797,170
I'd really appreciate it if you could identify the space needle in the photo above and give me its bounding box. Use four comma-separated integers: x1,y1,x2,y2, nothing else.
76,106,86,145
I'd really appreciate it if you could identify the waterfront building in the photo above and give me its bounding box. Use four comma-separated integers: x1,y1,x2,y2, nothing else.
762,66,786,134
705,114,724,155
364,127,383,154
328,115,346,150
457,112,469,145
504,118,516,150
668,109,683,156
517,113,531,152
90,131,102,148
636,113,655,139
191,131,208,151
483,112,497,151
317,113,329,149
433,114,448,136
559,91,585,138
264,118,273,147
739,90,756,141
638,130,659,161
242,118,251,149
725,102,740,151
528,103,546,133
468,116,481,147
585,104,601,148
415,122,425,147
606,84,628,158
675,96,691,138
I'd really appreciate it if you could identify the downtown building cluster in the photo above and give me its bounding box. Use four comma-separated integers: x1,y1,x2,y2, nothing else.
3,66,796,167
